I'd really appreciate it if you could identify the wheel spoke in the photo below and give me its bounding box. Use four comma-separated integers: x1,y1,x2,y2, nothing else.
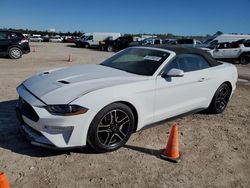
104,133,115,145
110,110,117,124
118,129,126,138
98,127,111,133
222,90,228,98
115,133,124,141
117,116,129,128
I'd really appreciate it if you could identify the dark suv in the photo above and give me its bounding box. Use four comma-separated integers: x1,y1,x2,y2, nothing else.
0,30,30,59
99,36,133,52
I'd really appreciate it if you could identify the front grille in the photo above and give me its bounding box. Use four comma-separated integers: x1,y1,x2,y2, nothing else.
17,97,39,122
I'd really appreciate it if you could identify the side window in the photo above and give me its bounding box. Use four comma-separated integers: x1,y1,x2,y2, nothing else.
243,40,250,47
88,35,93,40
177,54,210,72
0,32,8,40
217,43,227,49
163,54,210,73
163,58,180,73
154,40,160,44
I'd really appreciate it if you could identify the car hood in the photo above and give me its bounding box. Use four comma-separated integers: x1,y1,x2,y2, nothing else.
22,64,146,104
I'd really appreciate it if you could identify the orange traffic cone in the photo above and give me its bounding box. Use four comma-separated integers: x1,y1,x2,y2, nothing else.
32,47,36,52
0,172,10,188
68,54,72,62
160,122,181,163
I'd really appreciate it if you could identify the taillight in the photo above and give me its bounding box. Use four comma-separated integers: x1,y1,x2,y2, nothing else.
20,38,29,43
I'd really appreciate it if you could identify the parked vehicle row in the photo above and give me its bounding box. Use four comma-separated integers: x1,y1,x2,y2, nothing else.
29,35,79,43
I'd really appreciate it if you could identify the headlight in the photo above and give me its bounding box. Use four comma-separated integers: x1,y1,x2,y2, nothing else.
45,105,88,116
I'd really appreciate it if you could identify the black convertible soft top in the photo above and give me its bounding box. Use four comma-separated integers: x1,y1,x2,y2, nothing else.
148,44,221,67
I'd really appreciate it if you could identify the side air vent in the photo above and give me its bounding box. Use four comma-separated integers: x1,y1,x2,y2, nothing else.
58,80,70,84
43,72,50,74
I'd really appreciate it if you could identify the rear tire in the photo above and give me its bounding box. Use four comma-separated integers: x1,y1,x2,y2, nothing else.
240,53,250,65
87,103,134,152
84,43,90,48
207,83,231,114
8,47,22,59
107,45,114,52
76,42,81,47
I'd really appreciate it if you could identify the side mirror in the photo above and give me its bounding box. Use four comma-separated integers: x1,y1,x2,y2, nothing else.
162,68,184,78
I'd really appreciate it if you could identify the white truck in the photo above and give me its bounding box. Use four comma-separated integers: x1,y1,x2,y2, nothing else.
75,32,121,48
204,40,250,64
202,34,250,48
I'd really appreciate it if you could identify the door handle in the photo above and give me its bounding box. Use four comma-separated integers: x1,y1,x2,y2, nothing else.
198,78,205,82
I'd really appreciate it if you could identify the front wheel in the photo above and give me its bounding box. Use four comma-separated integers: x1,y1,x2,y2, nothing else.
87,103,134,152
9,47,23,59
207,83,231,114
240,54,250,65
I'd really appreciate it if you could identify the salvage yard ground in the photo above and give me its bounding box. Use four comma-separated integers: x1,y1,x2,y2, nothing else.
0,42,249,188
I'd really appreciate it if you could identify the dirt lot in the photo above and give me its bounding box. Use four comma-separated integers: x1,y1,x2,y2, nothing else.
0,42,249,188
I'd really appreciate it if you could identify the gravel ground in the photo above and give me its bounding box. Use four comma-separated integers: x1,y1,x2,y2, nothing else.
0,42,249,188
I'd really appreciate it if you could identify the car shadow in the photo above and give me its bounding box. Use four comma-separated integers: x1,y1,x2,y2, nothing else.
0,99,96,157
0,55,10,59
124,144,163,159
66,44,79,48
65,44,104,52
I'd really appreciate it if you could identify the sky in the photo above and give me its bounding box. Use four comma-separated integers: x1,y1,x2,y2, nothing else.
0,0,250,35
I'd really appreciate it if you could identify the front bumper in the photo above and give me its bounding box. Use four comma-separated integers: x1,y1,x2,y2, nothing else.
16,85,95,148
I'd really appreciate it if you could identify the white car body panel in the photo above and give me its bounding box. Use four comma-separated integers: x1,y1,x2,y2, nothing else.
211,44,250,59
16,47,238,148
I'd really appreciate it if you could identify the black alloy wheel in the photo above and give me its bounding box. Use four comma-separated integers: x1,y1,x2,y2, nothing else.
208,83,231,114
240,54,250,65
87,103,134,152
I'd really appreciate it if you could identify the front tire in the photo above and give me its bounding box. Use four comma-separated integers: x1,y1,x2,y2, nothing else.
207,83,231,114
87,103,134,152
9,47,22,59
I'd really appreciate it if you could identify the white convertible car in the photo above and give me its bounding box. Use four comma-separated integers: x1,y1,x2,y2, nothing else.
16,45,238,152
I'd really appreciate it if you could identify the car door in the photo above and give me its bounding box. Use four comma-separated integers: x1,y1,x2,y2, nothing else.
212,43,226,58
154,54,213,122
221,43,241,58
0,31,10,53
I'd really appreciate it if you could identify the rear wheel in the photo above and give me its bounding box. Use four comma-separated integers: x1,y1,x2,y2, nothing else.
207,83,231,114
9,47,22,59
84,43,90,48
76,42,81,47
240,53,250,65
107,45,114,52
87,103,134,152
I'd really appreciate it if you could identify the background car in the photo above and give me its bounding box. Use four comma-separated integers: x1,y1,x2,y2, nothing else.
204,40,250,64
170,38,202,47
29,36,43,42
49,36,62,42
99,36,134,52
141,38,162,45
0,30,30,59
16,46,237,152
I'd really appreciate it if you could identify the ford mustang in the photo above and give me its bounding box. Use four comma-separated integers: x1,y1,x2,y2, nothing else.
16,45,238,152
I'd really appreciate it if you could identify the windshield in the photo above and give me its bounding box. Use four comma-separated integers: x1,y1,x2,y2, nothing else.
203,36,217,44
101,48,170,76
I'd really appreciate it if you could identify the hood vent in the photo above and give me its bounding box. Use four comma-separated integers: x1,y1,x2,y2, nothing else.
58,80,70,84
43,72,50,75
